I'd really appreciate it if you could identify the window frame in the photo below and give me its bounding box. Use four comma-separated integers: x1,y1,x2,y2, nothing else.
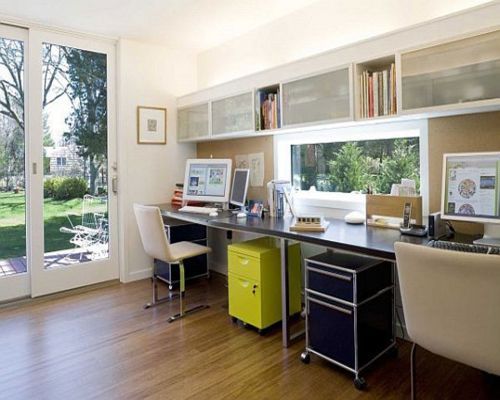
274,120,429,214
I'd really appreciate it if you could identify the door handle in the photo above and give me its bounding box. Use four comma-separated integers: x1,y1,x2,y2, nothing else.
112,175,118,194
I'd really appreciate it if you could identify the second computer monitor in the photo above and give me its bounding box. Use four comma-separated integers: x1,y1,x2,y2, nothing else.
230,169,250,208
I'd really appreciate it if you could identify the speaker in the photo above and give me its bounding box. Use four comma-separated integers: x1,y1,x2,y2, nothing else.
428,212,447,239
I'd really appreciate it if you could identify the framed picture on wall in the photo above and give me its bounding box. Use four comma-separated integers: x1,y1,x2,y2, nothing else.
137,106,167,144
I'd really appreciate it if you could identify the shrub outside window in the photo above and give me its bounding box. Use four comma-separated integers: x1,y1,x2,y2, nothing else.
291,137,420,194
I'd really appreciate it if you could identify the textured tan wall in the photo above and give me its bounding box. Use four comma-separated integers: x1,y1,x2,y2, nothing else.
197,136,274,201
197,111,500,235
428,111,500,234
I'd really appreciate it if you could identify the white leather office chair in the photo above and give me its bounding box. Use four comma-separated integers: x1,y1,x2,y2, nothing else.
133,203,211,322
395,242,500,399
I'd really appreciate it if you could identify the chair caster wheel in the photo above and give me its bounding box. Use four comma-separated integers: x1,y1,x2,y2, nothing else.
354,377,366,390
144,303,152,309
300,351,310,364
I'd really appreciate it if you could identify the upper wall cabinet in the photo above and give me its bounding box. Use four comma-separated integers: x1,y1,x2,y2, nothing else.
211,92,254,136
177,103,209,141
282,67,352,127
401,30,500,112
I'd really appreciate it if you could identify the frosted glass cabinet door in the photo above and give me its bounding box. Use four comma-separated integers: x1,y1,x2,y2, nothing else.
212,92,253,136
177,103,209,141
401,30,500,111
282,68,351,127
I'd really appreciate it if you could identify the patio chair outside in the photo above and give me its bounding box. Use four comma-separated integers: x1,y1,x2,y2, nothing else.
59,195,108,260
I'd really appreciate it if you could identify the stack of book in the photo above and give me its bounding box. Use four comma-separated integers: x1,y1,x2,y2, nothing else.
267,180,290,217
258,90,280,130
359,63,397,118
171,183,184,207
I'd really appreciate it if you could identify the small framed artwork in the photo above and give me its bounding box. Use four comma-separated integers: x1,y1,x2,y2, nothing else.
248,200,264,218
137,106,167,144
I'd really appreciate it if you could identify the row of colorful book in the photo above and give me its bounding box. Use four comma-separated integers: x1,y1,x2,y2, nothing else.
359,63,396,118
258,90,281,130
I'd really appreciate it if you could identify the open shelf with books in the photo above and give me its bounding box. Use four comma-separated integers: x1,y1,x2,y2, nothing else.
355,56,397,120
255,84,281,131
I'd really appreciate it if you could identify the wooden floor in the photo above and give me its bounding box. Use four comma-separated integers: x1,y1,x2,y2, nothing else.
1,275,499,400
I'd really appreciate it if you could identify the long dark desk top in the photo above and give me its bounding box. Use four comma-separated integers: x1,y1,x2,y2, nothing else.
156,203,429,260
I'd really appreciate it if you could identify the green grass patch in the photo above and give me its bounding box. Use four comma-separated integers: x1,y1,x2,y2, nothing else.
0,192,85,260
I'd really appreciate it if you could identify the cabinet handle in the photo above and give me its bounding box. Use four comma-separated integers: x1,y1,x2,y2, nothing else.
307,266,352,282
238,256,249,265
252,284,258,295
308,297,352,315
239,279,249,288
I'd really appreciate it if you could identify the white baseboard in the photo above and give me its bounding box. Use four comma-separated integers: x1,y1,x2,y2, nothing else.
123,267,152,283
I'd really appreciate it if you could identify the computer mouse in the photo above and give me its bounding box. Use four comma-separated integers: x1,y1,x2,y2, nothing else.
209,211,219,217
344,211,365,224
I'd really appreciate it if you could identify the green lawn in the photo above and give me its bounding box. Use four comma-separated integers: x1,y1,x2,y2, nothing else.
0,192,83,260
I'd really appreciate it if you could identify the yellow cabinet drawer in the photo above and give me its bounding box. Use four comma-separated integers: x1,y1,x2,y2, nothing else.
228,251,261,281
228,273,262,328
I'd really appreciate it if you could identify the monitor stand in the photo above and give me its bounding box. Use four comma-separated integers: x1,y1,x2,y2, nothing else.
473,223,500,247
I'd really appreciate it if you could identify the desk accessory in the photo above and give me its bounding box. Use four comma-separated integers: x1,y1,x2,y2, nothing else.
399,224,428,237
344,211,365,224
248,200,264,218
290,216,330,232
366,194,422,229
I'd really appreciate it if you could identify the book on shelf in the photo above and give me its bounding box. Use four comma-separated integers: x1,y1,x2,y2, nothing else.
258,89,281,130
359,63,397,118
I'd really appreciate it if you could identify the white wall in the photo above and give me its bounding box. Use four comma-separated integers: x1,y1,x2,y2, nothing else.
117,39,198,282
196,0,495,89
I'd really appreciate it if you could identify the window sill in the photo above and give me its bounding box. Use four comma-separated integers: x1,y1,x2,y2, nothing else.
293,191,366,211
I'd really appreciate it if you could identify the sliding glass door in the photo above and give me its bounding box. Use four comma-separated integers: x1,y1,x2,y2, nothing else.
0,26,29,302
30,31,118,297
0,26,118,301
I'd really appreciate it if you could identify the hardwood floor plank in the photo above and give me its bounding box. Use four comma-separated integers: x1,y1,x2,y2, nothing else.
0,275,498,400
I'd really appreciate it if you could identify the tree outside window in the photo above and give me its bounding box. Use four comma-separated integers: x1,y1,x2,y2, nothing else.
291,137,420,194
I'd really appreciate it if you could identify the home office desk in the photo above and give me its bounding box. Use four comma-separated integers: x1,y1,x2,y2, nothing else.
156,203,429,348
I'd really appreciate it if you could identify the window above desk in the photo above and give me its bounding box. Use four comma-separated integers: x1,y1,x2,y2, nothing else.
275,119,428,211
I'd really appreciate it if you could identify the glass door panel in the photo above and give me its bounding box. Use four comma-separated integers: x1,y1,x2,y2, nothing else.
42,43,109,269
0,26,29,301
212,92,253,136
30,31,117,297
401,30,500,110
282,68,351,127
177,103,209,141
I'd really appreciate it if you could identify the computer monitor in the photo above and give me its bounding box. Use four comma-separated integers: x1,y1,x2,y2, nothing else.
183,159,232,204
230,169,250,208
441,152,500,246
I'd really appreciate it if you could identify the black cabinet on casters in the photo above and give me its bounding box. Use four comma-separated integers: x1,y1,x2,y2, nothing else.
300,251,396,390
155,217,209,288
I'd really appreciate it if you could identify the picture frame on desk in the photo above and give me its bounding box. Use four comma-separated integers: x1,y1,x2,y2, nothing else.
248,200,264,218
137,106,167,144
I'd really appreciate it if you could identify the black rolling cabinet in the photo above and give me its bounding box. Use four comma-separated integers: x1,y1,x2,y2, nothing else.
155,217,209,288
301,251,395,390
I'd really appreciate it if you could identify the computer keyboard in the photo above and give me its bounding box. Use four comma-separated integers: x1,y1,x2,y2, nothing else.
178,206,218,215
427,240,500,255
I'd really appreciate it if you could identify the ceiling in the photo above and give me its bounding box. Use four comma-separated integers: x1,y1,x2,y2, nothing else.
0,0,492,52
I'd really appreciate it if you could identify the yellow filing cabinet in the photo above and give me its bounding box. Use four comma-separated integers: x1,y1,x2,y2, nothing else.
228,237,301,330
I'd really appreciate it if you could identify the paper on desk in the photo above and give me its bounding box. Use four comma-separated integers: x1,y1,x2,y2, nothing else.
248,152,264,187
